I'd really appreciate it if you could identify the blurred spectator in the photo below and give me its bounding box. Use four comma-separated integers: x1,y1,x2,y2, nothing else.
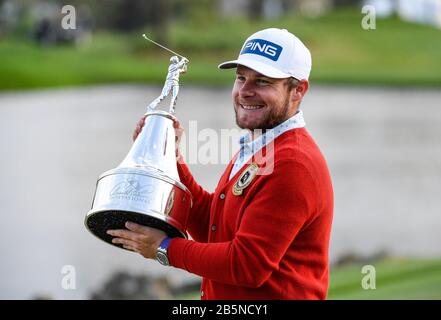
363,0,441,28
397,0,441,28
297,0,333,17
31,2,93,46
0,0,19,34
363,0,394,17
220,0,334,19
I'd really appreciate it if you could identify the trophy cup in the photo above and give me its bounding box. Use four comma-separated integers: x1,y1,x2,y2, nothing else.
85,50,192,250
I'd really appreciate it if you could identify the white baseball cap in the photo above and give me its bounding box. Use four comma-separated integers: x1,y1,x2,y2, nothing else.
218,28,312,80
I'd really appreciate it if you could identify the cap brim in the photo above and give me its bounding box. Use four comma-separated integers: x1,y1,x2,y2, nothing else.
218,58,291,79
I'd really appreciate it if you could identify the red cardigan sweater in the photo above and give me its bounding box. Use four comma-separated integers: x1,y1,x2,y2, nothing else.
168,127,334,300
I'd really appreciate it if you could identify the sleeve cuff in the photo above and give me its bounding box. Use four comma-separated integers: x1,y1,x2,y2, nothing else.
167,237,190,270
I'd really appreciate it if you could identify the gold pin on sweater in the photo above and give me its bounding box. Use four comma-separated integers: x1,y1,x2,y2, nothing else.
232,163,259,196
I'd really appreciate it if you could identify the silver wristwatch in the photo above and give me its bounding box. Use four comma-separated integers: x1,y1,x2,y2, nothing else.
156,237,171,266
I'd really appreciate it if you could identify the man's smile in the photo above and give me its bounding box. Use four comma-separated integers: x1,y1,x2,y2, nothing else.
240,104,265,110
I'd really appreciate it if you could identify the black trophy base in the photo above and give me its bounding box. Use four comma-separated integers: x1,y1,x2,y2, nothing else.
85,210,186,250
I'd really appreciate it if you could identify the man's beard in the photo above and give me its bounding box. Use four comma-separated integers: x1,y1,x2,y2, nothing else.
235,96,290,130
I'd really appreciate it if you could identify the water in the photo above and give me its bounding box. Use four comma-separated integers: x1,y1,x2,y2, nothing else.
1,85,440,299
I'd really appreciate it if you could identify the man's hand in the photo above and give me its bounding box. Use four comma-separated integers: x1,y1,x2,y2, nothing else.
132,115,184,160
107,222,167,259
132,115,147,142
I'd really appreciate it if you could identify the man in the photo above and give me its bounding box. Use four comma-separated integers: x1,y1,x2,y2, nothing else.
107,28,334,300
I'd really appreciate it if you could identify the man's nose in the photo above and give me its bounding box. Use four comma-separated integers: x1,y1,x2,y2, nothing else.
239,81,256,97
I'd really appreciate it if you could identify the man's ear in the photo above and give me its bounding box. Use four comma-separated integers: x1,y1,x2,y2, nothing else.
291,80,309,102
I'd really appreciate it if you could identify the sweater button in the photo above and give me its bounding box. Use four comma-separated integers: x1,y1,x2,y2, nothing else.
219,193,225,200
211,224,217,232
201,290,205,297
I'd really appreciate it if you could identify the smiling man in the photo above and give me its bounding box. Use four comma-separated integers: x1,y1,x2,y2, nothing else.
232,66,304,130
108,28,334,300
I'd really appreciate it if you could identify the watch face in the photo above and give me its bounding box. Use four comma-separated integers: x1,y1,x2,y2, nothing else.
156,252,169,266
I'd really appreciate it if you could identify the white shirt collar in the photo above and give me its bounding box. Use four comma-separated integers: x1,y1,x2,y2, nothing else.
229,110,306,180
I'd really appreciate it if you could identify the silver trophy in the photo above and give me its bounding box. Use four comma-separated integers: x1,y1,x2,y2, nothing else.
85,38,191,249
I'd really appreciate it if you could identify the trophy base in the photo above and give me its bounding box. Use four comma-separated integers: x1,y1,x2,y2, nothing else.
85,210,187,250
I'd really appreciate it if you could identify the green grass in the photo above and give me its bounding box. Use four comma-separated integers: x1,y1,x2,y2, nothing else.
328,257,441,300
1,9,441,90
175,257,441,300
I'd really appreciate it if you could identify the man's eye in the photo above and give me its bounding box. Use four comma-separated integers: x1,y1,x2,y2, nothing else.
257,79,269,85
236,75,245,82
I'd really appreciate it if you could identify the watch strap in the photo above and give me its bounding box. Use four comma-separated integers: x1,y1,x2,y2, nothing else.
159,237,171,251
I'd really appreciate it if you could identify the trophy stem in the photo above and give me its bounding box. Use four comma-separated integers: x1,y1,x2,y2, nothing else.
119,111,179,181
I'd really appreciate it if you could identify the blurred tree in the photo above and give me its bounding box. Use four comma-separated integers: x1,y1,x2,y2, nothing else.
334,0,361,6
85,0,171,43
113,1,151,31
248,0,264,20
174,0,217,25
281,0,296,11
0,0,8,33
149,0,170,44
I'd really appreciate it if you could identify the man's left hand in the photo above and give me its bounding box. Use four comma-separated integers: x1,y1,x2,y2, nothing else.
107,222,167,259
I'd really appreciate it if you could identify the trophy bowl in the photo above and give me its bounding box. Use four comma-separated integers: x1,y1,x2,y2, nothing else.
85,166,192,244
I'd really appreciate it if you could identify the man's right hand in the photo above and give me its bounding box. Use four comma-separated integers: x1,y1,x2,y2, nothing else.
132,115,184,160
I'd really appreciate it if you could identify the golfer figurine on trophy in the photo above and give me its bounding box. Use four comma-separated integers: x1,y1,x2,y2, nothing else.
148,55,189,114
85,35,192,250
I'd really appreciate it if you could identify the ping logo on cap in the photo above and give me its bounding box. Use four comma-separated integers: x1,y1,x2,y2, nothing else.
241,39,283,61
